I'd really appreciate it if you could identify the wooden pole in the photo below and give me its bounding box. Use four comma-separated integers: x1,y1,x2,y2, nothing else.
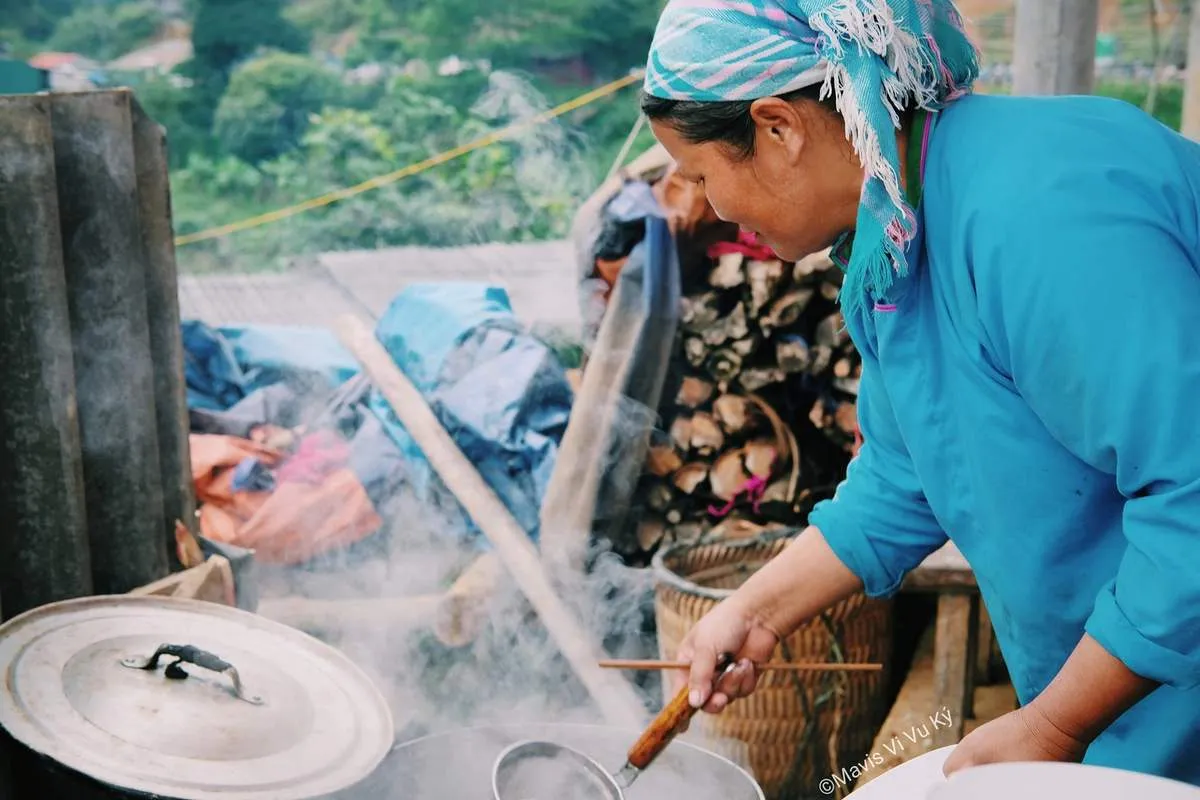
0,95,94,618
1012,0,1100,96
131,98,197,564
1183,0,1200,139
335,314,646,728
50,90,169,594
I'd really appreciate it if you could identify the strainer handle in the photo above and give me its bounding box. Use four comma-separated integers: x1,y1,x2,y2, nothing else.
625,652,736,770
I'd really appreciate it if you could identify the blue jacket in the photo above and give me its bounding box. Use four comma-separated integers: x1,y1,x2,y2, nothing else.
808,92,1200,783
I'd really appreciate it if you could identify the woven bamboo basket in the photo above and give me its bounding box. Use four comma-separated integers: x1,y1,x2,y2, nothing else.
652,529,893,800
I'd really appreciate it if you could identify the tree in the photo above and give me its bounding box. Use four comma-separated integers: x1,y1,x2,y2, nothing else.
49,1,165,62
213,51,340,163
186,0,310,133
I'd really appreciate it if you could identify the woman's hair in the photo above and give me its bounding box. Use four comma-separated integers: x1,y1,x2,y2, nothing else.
641,85,914,160
640,85,828,159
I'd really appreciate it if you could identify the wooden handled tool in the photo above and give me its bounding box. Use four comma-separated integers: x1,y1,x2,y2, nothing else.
600,658,883,672
614,654,737,787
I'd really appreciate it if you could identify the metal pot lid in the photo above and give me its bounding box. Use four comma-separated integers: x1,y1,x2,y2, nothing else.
0,595,394,799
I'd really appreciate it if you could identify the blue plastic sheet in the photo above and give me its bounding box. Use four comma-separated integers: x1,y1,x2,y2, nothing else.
363,283,571,544
183,322,357,411
181,283,572,548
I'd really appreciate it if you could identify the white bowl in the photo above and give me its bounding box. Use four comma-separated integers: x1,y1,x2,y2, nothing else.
929,761,1200,800
843,747,955,800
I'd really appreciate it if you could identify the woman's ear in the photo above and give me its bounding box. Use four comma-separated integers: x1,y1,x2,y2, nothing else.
749,96,808,164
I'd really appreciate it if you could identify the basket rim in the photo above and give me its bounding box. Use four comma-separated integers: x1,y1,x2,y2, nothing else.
650,527,802,601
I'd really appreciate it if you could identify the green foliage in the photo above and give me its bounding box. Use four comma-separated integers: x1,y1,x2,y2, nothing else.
132,73,213,168
213,51,341,163
0,0,77,41
1094,79,1184,131
171,69,628,272
48,1,164,62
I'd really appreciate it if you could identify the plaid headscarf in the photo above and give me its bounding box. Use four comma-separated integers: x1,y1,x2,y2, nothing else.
644,0,979,314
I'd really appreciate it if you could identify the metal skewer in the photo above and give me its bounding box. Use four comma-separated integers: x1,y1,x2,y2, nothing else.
598,658,883,672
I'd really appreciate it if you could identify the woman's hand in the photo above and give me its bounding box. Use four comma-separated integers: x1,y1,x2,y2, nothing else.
668,526,865,715
942,704,1088,775
673,597,782,714
944,634,1156,776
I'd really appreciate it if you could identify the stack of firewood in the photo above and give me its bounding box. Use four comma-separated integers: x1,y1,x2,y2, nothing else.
632,237,864,558
578,156,867,563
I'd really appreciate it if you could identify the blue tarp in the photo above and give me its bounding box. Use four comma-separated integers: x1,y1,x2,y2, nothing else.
181,284,572,548
183,322,357,411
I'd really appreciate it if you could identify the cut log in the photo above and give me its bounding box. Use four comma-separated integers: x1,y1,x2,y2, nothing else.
746,259,786,316
705,348,743,384
689,412,725,455
737,367,785,393
710,450,749,502
815,312,850,349
675,376,715,409
646,481,675,512
669,416,693,452
673,463,710,495
434,551,505,647
762,289,814,332
637,519,667,552
709,251,745,288
793,248,834,281
701,301,749,346
712,394,752,435
808,344,834,375
776,335,811,373
680,291,722,333
646,440,684,477
729,334,759,358
684,336,709,368
743,440,778,480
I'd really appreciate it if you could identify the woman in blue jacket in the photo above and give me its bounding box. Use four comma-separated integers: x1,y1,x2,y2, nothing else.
643,0,1200,785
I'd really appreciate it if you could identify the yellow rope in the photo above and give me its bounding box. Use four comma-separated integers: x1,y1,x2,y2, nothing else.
174,71,644,247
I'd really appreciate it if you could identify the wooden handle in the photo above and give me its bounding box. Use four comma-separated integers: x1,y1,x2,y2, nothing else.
625,654,735,770
336,315,646,728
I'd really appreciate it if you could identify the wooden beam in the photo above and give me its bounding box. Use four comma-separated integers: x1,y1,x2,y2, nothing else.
1184,1,1200,139
335,314,646,728
1013,0,1100,96
931,593,979,748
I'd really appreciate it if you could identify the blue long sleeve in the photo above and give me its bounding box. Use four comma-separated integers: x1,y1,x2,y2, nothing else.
973,131,1200,690
808,342,948,598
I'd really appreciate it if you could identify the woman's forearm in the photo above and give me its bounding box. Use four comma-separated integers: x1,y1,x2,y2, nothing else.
1027,634,1159,744
728,525,864,639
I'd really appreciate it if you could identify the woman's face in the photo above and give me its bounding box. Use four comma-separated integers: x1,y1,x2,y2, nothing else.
649,97,862,262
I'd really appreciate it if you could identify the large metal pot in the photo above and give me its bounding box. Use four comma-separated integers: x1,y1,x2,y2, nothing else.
0,595,394,799
342,723,765,799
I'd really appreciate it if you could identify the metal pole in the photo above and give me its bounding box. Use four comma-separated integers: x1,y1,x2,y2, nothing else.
50,90,169,593
0,95,93,617
1183,1,1200,138
1012,0,1101,96
132,98,197,567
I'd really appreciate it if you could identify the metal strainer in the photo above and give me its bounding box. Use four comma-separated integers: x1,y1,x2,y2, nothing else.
492,655,737,800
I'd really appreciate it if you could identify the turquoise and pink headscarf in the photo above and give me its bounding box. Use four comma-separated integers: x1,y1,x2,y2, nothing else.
643,0,979,314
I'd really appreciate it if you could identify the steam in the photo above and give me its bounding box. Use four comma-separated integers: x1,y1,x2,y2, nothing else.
219,70,759,795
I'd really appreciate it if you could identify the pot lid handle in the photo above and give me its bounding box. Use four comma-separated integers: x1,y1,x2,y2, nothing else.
121,643,264,705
